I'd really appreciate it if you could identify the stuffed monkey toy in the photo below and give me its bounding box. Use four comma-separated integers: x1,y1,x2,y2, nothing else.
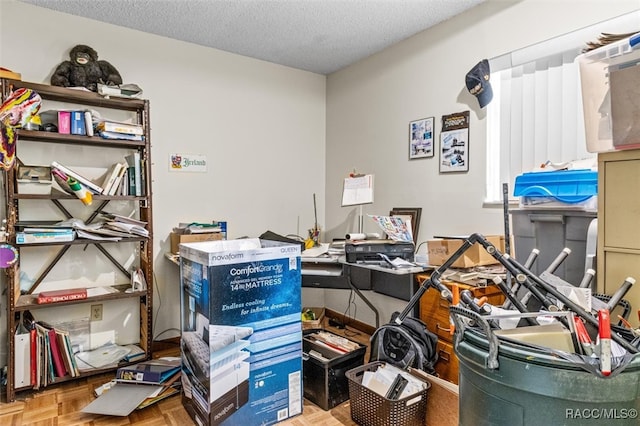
51,45,122,92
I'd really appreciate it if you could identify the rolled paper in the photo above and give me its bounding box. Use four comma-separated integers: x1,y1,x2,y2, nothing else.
346,233,366,240
345,232,381,240
68,177,93,206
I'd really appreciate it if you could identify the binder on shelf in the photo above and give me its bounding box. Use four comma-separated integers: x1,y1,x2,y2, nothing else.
14,329,31,387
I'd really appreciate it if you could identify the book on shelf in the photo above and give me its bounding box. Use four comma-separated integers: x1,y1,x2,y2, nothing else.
51,161,104,194
108,163,128,195
97,83,143,99
115,358,181,384
47,328,68,378
98,130,144,141
30,327,37,386
33,322,54,386
124,152,142,196
16,230,75,244
84,111,94,137
37,288,88,304
101,212,147,227
104,221,149,238
70,110,86,136
25,321,80,388
100,162,126,195
20,227,74,233
122,344,146,363
56,332,73,377
62,332,80,377
96,120,143,136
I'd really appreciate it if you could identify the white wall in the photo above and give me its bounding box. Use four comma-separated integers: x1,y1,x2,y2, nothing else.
0,0,326,357
323,0,640,325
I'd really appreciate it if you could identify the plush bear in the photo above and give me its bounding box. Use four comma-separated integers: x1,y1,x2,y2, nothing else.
51,45,122,92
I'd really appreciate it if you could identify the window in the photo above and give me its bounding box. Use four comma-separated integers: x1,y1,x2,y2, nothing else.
484,10,639,204
485,50,593,204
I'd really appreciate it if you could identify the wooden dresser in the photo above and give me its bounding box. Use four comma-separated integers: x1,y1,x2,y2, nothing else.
417,274,505,384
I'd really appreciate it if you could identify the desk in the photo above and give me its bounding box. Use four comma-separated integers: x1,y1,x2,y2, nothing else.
302,255,429,298
302,255,433,327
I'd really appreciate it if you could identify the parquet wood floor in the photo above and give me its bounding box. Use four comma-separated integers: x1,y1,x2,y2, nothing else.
0,319,369,425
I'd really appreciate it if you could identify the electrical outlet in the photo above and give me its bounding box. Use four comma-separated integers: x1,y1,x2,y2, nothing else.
91,304,103,321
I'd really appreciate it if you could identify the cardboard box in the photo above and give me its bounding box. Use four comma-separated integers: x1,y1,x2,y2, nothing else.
301,307,325,330
0,68,21,80
170,231,223,254
179,238,302,426
17,165,52,195
427,235,502,268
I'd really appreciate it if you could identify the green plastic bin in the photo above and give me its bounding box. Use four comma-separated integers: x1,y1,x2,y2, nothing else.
450,306,640,426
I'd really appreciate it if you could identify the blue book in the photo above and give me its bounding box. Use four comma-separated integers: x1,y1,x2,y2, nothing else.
70,111,86,136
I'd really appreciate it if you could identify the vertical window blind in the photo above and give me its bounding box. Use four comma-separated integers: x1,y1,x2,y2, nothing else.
484,10,639,205
485,50,594,204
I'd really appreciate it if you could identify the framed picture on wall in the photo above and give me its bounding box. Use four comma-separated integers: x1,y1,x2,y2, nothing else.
440,111,470,173
409,117,434,159
390,207,422,242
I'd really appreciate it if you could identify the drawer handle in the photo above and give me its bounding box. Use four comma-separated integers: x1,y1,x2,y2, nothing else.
438,350,450,362
436,322,452,333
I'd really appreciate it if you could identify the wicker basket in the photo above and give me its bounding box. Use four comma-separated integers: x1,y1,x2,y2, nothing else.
346,361,430,426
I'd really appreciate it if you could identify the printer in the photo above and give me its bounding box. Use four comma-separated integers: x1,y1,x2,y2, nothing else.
345,239,415,263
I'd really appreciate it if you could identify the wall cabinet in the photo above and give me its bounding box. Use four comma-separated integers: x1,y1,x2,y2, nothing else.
597,149,640,327
1,79,153,402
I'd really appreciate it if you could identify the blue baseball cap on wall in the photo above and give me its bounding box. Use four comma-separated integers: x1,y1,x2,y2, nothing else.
466,59,493,108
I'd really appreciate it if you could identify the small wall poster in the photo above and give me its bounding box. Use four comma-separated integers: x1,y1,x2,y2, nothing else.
440,111,470,173
409,117,434,159
169,153,207,173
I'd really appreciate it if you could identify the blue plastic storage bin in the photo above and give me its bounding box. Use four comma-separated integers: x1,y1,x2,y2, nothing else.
513,169,598,204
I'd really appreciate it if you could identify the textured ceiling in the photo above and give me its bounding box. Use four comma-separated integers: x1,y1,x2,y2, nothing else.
19,0,486,74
